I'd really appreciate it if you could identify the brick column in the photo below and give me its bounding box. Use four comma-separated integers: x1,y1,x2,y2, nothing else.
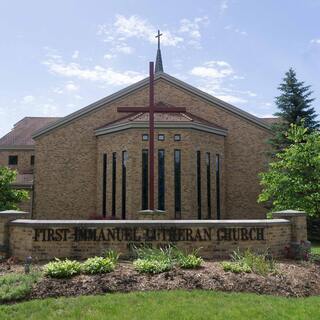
0,210,30,257
273,210,310,258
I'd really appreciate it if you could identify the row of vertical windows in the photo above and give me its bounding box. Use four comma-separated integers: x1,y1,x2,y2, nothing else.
206,152,212,219
158,149,165,211
196,151,221,220
112,153,117,217
174,149,181,218
101,150,220,219
141,149,149,210
8,155,35,166
141,149,178,214
196,151,201,219
102,154,107,217
102,151,128,219
122,151,128,220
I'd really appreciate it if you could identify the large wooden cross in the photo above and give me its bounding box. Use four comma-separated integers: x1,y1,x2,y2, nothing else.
117,62,186,211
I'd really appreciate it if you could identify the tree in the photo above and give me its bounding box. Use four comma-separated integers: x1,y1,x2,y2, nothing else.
270,68,319,152
258,123,320,217
0,166,29,211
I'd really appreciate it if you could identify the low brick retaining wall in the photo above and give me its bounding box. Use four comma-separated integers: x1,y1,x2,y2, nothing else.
0,210,309,261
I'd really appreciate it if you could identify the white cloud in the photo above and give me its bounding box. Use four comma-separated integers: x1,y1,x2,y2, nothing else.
43,56,145,86
22,95,35,103
103,53,115,60
178,16,209,48
224,25,248,36
190,60,255,105
220,0,229,14
98,15,183,47
113,43,133,54
65,81,79,92
310,39,320,44
190,60,234,79
215,95,247,104
72,50,79,59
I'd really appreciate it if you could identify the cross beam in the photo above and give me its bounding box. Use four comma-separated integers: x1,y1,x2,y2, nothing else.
117,62,186,211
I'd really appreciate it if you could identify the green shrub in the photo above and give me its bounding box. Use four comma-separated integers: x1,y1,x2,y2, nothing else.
44,258,81,278
133,246,203,273
174,249,203,269
0,272,40,302
221,249,277,276
133,246,174,274
82,257,115,274
133,258,173,274
221,261,251,273
177,254,203,269
104,249,120,264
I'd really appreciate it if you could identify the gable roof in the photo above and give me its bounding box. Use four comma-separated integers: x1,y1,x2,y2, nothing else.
95,102,228,137
32,73,271,139
0,117,61,149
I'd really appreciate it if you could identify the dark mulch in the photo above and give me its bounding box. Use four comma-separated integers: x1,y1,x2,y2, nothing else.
28,261,320,299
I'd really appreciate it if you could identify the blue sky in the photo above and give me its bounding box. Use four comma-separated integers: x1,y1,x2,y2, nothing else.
0,0,320,136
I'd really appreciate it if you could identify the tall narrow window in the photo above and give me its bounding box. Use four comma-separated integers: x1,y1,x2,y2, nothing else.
206,152,211,219
122,151,128,219
102,153,107,217
158,149,165,211
30,155,35,166
196,151,201,219
216,154,221,220
174,149,181,219
141,149,148,210
112,152,117,217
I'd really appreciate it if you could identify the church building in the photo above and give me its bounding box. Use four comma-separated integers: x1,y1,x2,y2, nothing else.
0,41,274,221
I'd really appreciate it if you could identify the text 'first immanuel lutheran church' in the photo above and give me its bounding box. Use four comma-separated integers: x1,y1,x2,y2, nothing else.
0,31,277,221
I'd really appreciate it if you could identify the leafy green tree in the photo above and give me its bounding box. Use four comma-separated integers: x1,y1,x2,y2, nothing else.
259,123,320,217
270,68,319,152
0,167,29,211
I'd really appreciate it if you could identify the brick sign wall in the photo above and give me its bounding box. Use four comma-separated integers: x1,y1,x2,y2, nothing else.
8,219,294,260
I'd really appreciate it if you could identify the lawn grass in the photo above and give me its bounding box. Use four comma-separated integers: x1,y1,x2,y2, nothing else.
311,242,320,255
0,272,40,303
1,290,320,320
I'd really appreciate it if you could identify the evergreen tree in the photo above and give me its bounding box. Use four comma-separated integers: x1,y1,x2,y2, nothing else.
270,68,319,152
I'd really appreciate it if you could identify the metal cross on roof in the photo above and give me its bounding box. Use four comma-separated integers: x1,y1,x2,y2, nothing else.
155,29,162,49
117,62,186,211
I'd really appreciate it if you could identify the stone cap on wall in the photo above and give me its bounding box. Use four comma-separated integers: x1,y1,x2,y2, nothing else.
9,219,290,228
273,210,306,218
0,210,29,218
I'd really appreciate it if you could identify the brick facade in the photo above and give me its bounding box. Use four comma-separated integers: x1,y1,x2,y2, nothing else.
32,77,271,220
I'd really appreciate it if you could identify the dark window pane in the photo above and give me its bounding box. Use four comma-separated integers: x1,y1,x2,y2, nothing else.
142,134,149,141
174,149,181,218
158,149,165,210
197,151,201,219
216,154,221,220
112,152,117,217
30,155,35,166
122,151,128,219
8,155,18,165
102,154,107,217
206,152,211,219
142,149,148,210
